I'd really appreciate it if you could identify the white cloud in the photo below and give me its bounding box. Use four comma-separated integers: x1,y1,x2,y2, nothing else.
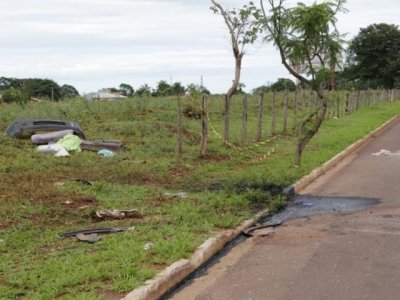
0,0,398,93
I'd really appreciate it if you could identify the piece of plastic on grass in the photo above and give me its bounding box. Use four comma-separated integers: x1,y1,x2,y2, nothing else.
97,149,115,157
37,144,70,157
57,134,82,152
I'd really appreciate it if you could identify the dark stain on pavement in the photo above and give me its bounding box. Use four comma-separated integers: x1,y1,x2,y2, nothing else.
163,195,379,299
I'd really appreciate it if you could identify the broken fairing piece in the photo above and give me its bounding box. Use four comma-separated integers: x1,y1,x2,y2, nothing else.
76,233,101,243
95,209,143,220
31,130,74,145
242,220,283,237
59,227,124,238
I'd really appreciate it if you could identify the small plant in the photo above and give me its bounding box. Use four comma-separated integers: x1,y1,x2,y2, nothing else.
183,104,202,119
268,194,288,214
1,88,28,105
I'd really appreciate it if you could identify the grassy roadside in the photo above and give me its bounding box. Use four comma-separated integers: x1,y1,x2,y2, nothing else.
0,98,399,299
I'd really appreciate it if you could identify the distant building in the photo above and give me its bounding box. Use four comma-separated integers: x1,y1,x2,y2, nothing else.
84,91,127,101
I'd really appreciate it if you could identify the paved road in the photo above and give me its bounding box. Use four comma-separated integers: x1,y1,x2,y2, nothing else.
169,119,400,300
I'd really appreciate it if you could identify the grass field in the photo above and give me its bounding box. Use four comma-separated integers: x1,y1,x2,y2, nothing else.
0,93,399,299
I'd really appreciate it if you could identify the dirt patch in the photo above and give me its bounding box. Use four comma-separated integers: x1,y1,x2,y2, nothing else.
150,195,170,207
199,154,230,162
163,123,200,142
97,288,125,300
59,195,99,210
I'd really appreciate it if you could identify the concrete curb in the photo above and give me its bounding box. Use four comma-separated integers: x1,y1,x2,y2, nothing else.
122,114,399,300
287,115,400,194
121,210,269,300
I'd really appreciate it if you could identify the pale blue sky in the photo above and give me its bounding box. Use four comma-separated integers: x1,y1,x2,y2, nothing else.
0,0,399,94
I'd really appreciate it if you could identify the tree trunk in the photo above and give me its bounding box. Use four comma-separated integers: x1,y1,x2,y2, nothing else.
294,93,328,166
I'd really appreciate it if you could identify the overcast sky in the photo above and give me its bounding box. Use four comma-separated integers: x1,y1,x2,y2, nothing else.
0,0,399,94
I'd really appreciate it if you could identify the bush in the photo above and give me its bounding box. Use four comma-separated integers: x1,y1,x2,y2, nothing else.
1,88,28,105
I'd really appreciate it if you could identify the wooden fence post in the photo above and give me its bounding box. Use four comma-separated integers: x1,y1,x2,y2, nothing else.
336,94,340,118
271,91,276,136
200,95,208,157
293,88,298,127
224,94,230,144
283,90,288,133
256,94,264,142
176,96,183,163
242,94,248,145
345,92,350,115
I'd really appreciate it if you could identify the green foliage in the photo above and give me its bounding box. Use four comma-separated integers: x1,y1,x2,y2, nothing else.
135,84,152,97
210,1,262,47
0,76,77,101
172,82,186,96
61,84,80,99
119,83,134,97
1,87,29,104
345,23,400,89
270,78,296,91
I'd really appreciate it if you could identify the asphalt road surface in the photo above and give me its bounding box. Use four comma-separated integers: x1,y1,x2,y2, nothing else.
168,119,400,300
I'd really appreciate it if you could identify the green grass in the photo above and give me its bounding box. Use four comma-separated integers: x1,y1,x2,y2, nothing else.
0,94,399,299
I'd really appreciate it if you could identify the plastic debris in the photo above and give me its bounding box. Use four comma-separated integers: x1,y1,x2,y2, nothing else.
303,202,314,207
37,144,70,157
76,233,101,244
31,130,74,145
95,209,143,220
97,149,115,157
57,134,82,152
127,226,136,232
372,149,392,156
164,192,188,198
143,243,153,250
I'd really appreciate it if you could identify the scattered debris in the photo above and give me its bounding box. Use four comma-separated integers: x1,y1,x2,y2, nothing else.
127,226,136,232
94,209,143,220
81,140,124,151
4,119,85,139
64,200,74,205
243,220,283,237
372,149,400,156
76,233,101,244
57,134,82,152
164,192,188,198
98,149,115,157
143,243,154,250
37,144,70,157
59,227,124,238
31,129,74,145
303,202,314,207
72,179,93,186
372,149,392,156
0,239,5,244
